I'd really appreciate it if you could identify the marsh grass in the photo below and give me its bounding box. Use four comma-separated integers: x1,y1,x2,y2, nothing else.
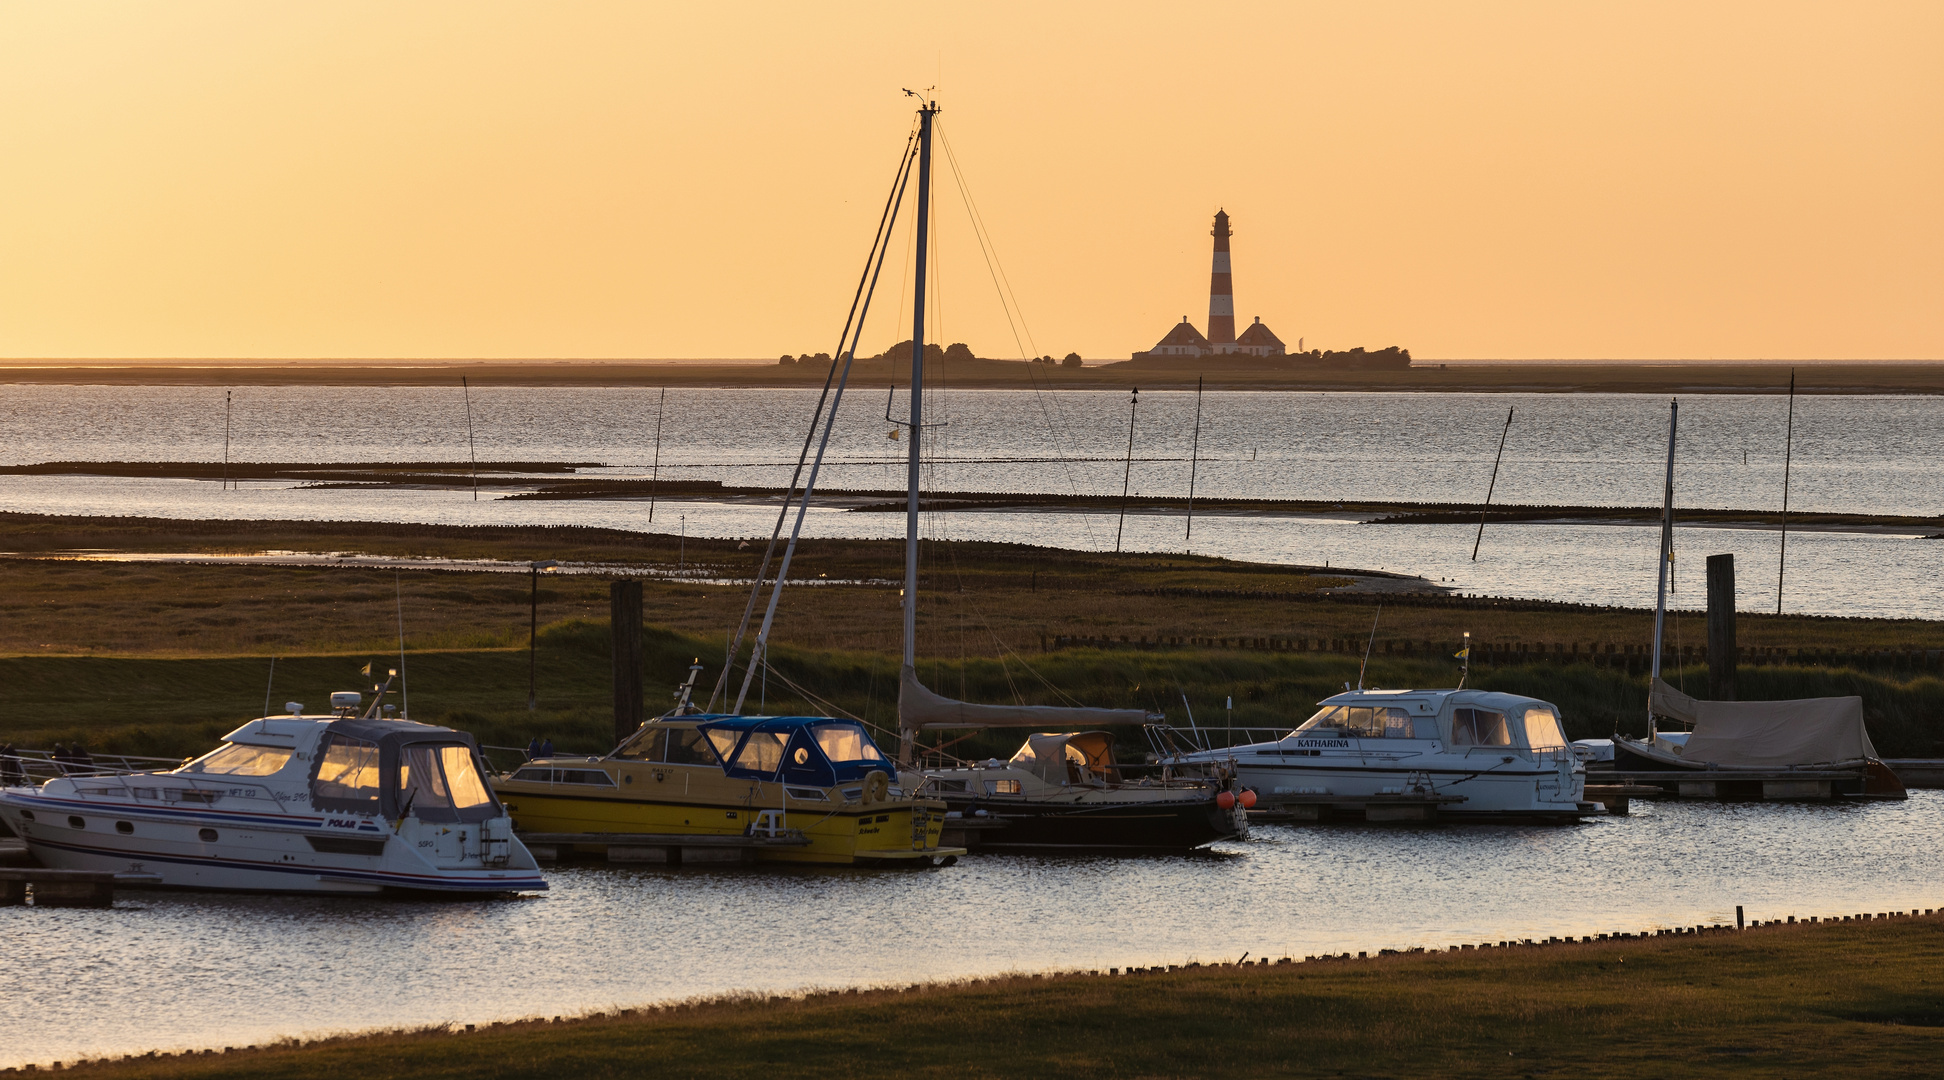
44,915,1944,1079
5,514,1944,759
8,621,1944,763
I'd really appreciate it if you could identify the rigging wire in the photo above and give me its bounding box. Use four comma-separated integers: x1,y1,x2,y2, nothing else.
730,123,921,714
707,126,919,711
934,119,1101,549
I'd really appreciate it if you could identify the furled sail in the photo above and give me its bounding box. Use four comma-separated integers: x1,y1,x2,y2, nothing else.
897,665,1149,730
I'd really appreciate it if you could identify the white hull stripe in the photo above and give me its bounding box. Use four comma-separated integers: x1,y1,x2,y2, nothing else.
29,835,546,892
4,791,375,832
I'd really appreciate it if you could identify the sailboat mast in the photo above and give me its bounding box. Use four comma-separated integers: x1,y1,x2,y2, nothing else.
903,103,935,679
1649,398,1678,735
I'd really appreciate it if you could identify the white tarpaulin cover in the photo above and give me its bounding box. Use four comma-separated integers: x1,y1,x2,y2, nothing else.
897,665,1149,730
1650,678,1876,767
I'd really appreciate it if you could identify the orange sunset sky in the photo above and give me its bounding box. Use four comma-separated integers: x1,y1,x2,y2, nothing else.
0,1,1938,362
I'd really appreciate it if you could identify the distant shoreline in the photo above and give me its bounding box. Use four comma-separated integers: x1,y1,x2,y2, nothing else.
2,357,1943,393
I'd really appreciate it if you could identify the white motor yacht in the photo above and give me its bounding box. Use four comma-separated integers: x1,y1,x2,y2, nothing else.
0,695,546,895
1167,688,1599,823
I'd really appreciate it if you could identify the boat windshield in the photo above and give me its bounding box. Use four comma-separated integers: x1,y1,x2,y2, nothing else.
312,733,382,812
664,728,719,766
179,743,292,776
1290,705,1427,739
1522,707,1568,751
811,722,885,764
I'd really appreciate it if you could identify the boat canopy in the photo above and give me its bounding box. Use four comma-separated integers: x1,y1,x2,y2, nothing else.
1007,731,1122,786
695,716,892,786
1649,679,1876,767
898,665,1147,730
308,718,499,823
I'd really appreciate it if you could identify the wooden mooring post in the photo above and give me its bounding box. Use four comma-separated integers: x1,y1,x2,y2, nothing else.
1707,553,1737,701
611,579,644,745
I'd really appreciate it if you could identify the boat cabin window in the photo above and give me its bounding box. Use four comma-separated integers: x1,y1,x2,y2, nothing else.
612,727,669,761
1295,705,1421,739
664,728,719,766
311,734,382,811
1522,707,1567,751
706,728,742,763
811,722,885,764
731,731,789,774
399,743,497,821
1450,708,1512,747
180,743,293,776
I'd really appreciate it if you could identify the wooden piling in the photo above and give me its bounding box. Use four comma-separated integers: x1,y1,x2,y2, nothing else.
1707,553,1737,701
611,579,643,745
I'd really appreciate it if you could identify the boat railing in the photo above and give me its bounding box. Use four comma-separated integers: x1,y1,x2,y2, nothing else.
1143,724,1291,756
69,770,292,809
478,744,536,775
0,748,190,787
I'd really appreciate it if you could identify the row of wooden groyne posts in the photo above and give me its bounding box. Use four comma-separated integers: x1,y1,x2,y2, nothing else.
1045,633,1944,672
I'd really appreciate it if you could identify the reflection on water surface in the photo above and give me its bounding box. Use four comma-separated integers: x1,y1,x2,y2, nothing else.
6,793,1943,1068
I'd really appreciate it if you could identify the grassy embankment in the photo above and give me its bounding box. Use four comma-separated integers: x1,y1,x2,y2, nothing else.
3,513,1942,761
42,913,1944,1079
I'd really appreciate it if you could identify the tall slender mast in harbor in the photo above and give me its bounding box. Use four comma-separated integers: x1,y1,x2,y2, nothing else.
899,98,937,764
1649,399,1678,738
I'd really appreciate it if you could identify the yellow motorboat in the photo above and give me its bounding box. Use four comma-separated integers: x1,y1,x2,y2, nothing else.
492,713,960,866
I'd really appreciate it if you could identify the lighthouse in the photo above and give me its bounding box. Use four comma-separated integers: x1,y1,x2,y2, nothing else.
1207,209,1235,351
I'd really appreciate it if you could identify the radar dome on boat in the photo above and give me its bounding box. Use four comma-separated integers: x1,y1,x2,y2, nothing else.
330,692,362,713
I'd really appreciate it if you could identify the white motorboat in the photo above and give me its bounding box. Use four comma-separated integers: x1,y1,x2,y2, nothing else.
0,694,547,895
1167,688,1600,822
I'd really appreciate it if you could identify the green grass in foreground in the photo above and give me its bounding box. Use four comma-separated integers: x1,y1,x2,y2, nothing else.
48,914,1944,1079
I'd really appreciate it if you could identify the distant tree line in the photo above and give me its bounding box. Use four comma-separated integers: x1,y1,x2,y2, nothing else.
1298,346,1411,370
779,344,1084,367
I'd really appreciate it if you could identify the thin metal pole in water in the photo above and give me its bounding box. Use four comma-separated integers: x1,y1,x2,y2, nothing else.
1649,399,1678,736
223,390,232,491
461,377,478,501
1185,377,1203,543
1115,387,1139,553
648,387,666,524
1471,407,1514,561
529,564,539,711
1777,369,1795,614
679,515,686,573
263,656,277,718
395,571,408,719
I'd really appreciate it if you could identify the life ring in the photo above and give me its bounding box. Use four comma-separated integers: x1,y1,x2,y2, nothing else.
863,770,891,804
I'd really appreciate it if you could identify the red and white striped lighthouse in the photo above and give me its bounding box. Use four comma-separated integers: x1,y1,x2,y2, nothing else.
1207,209,1235,349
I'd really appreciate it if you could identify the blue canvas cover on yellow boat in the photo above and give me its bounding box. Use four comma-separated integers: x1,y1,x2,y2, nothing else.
692,715,894,787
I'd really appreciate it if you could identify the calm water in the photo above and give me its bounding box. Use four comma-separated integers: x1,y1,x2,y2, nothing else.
6,793,1943,1069
1,385,1940,618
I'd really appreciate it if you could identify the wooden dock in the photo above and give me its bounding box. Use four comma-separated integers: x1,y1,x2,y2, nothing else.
517,831,810,865
939,815,1012,851
1252,791,1466,824
1582,783,1663,816
1885,759,1944,789
1596,768,1886,801
0,865,164,907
